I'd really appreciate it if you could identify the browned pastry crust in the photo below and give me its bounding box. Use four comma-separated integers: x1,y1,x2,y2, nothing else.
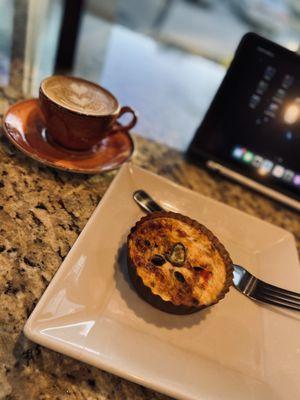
127,211,233,314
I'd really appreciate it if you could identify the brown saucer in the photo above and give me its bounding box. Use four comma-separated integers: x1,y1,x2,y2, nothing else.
2,99,134,174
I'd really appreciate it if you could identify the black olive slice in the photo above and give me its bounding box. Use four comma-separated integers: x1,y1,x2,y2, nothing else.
193,266,203,272
193,265,210,272
174,271,185,283
166,243,186,266
151,254,165,266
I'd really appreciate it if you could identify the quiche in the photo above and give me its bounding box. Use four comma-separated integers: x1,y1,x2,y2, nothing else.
127,211,233,314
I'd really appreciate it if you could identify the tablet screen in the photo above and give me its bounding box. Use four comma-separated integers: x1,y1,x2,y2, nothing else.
188,33,300,201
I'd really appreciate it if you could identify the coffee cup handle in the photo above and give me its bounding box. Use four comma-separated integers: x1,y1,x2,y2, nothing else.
112,106,137,132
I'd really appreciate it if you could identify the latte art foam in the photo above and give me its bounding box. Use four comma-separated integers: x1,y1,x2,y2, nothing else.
41,76,118,116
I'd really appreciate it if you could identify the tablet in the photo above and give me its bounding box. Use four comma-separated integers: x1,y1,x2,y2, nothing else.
187,33,300,211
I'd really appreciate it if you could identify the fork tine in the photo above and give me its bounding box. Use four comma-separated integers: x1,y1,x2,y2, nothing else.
256,280,300,306
254,283,300,311
254,293,300,311
260,287,300,306
233,264,300,311
258,287,300,307
258,280,300,300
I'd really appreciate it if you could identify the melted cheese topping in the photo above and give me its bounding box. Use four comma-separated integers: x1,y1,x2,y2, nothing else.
128,217,227,307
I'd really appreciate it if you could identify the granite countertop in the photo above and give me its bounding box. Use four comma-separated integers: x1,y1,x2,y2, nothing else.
0,87,299,400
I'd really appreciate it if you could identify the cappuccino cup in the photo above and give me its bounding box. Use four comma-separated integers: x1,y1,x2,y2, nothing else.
39,75,137,151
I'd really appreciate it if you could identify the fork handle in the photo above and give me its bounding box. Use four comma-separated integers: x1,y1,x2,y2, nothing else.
133,190,165,213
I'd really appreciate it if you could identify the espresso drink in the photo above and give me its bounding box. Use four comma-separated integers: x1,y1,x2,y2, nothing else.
39,75,137,150
41,76,118,116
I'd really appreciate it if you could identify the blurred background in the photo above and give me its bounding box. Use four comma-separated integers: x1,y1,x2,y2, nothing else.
0,0,299,149
82,0,300,63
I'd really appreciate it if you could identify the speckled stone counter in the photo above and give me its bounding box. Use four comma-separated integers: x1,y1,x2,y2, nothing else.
0,88,299,400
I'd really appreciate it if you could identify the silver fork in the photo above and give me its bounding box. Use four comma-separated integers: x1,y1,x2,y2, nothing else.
133,190,300,311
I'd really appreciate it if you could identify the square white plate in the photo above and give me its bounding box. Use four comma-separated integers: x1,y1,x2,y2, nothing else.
24,163,300,400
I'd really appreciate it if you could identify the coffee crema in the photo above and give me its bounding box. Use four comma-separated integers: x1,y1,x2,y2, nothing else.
41,76,118,116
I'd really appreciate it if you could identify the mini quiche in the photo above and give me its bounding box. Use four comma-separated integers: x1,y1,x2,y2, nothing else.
127,211,233,314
